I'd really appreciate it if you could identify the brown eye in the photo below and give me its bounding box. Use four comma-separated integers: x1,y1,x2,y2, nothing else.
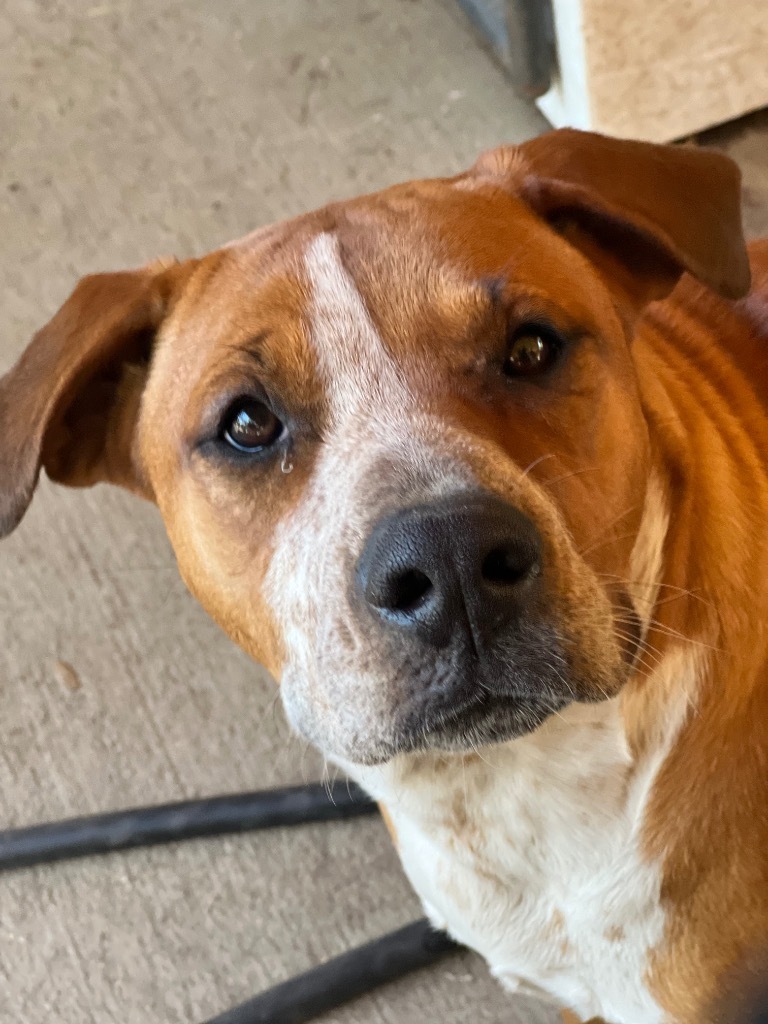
221,398,284,453
504,326,562,378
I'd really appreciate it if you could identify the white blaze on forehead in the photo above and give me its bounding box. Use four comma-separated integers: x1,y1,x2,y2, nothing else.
303,231,410,424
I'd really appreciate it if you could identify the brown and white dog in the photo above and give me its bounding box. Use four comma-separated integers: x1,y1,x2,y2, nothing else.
1,129,767,1024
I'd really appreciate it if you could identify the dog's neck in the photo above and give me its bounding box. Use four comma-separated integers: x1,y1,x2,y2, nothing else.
629,302,768,721
616,305,768,1020
345,666,686,1024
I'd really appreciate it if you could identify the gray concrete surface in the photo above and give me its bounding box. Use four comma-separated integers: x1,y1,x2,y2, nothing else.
1,2,766,1023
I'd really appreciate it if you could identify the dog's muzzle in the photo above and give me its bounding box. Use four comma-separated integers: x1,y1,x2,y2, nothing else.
354,492,566,753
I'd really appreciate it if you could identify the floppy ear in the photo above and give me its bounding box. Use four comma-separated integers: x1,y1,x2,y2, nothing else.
471,128,751,310
0,257,197,537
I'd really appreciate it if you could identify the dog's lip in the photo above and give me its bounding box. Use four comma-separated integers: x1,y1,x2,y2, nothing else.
361,688,567,765
399,656,568,736
420,689,561,742
416,686,502,734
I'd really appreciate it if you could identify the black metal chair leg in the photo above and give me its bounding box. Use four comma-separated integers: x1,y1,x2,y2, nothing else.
0,783,460,1023
0,781,376,870
203,919,461,1024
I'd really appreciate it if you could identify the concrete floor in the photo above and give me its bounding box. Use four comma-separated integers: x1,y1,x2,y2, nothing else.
1,2,766,1023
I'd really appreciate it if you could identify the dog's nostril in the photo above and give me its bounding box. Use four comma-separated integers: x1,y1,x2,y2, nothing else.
390,569,433,612
481,543,537,587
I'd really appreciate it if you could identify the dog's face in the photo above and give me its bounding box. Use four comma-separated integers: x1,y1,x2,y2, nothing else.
144,193,652,765
0,130,749,766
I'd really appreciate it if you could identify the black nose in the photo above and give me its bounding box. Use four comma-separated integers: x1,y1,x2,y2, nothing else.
356,494,542,649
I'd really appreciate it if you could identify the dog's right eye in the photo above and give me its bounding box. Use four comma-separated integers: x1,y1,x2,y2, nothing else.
220,397,284,454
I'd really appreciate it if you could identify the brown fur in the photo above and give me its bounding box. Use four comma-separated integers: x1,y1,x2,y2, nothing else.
1,130,766,1022
563,1013,608,1024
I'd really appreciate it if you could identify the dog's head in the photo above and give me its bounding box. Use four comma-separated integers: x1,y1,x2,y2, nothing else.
0,130,749,765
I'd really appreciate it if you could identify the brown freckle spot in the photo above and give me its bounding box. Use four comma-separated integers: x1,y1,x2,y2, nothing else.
554,911,575,956
379,804,398,848
450,791,469,831
543,910,574,958
53,660,81,692
604,924,625,942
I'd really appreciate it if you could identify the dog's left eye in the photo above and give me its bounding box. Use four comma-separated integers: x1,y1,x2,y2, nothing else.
220,397,284,453
504,325,563,378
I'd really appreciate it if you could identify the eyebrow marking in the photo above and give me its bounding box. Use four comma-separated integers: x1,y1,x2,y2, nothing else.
482,276,506,308
237,330,271,366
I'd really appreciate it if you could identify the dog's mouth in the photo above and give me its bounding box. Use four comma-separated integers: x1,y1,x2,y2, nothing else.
352,689,570,767
408,689,569,754
353,638,587,765
393,591,641,761
346,615,636,766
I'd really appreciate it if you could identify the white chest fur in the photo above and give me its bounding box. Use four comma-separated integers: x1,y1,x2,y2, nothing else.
349,698,677,1024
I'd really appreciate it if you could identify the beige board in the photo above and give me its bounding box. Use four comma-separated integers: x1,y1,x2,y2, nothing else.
539,0,768,142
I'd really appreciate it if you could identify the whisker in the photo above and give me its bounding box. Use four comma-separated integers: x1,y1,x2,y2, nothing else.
612,638,665,673
597,572,715,611
612,621,676,661
468,740,500,771
579,531,639,558
644,620,722,653
541,465,597,488
520,453,556,479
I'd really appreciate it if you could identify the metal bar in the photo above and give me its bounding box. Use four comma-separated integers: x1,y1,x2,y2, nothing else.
455,0,555,98
0,782,377,871
204,919,461,1024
